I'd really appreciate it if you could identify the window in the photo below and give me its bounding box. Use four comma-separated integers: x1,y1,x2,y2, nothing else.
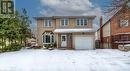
60,19,69,26
120,20,129,27
1,1,14,14
45,35,50,43
43,32,54,43
44,19,52,27
76,18,87,26
61,36,66,41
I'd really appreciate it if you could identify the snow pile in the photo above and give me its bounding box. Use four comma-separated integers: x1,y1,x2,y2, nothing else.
0,49,130,71
54,28,96,33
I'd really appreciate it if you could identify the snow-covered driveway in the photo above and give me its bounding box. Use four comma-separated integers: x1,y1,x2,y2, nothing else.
0,49,130,71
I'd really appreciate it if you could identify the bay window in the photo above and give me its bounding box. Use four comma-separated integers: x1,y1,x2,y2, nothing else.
43,32,54,44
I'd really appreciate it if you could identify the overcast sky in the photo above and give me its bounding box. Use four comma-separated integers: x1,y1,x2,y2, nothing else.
15,0,111,29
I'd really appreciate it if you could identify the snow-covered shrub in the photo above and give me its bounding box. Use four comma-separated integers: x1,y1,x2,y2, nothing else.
44,42,56,50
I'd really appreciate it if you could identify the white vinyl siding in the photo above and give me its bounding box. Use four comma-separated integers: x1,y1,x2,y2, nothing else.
103,22,110,37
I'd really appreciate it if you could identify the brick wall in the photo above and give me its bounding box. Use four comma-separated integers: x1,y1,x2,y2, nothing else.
111,7,130,36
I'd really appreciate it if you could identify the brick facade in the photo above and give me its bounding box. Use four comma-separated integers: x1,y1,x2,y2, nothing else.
97,6,130,49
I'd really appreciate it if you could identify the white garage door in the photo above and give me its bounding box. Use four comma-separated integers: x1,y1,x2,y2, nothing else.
74,36,94,50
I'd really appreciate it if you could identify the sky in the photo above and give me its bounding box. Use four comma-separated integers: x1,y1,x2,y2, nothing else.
15,0,111,29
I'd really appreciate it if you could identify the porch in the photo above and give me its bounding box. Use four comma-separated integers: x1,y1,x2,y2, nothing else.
111,33,130,48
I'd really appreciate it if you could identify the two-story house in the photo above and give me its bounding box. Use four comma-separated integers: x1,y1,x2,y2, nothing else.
97,6,130,49
34,16,96,50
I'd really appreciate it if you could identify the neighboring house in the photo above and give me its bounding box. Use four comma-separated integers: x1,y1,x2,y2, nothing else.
97,6,130,49
34,16,96,50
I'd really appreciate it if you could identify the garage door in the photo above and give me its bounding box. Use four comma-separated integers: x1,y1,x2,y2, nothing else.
74,36,94,50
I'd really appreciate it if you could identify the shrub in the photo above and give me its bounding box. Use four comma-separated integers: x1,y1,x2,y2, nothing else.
44,44,51,49
43,42,57,49
0,43,23,53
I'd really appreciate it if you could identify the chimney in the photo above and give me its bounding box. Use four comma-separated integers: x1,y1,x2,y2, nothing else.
100,16,103,28
100,16,103,48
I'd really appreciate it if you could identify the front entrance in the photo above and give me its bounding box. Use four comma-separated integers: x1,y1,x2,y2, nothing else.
61,35,67,47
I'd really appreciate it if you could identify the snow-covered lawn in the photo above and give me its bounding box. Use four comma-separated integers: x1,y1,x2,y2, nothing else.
0,49,130,71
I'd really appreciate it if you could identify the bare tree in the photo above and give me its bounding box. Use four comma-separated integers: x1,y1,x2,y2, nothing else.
104,0,130,14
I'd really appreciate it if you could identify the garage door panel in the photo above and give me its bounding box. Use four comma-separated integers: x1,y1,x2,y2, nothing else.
74,36,93,50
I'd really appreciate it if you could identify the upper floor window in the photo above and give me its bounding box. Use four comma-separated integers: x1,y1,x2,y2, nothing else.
120,19,129,27
76,18,87,26
44,19,52,27
60,19,69,26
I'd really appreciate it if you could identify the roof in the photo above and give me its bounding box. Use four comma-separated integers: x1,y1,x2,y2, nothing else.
54,28,96,33
33,16,96,20
97,7,122,31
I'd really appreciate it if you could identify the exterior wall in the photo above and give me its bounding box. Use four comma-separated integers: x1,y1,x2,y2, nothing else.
55,32,95,49
97,7,130,49
36,20,43,46
102,36,111,49
36,19,55,46
56,33,73,49
36,16,95,48
103,22,110,37
102,22,111,48
55,18,93,29
110,7,130,48
111,7,130,36
97,30,100,40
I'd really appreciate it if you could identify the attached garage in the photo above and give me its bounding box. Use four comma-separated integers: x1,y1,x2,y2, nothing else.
54,29,96,50
74,35,94,50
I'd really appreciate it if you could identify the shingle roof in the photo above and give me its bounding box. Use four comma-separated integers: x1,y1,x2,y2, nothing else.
97,7,122,31
33,16,96,20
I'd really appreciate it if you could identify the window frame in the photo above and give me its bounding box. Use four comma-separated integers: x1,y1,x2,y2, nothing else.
76,18,87,26
44,19,52,27
42,32,54,44
60,18,69,27
120,19,129,27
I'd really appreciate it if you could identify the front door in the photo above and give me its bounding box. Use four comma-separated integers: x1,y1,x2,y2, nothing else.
61,35,67,47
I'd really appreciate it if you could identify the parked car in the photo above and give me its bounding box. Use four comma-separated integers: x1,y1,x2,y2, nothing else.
118,44,130,51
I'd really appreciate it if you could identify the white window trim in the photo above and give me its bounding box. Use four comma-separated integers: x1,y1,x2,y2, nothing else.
120,19,129,27
61,35,67,41
42,32,54,44
76,18,87,26
44,19,52,27
60,19,69,27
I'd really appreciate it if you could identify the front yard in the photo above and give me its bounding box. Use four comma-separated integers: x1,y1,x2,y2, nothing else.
0,49,130,71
